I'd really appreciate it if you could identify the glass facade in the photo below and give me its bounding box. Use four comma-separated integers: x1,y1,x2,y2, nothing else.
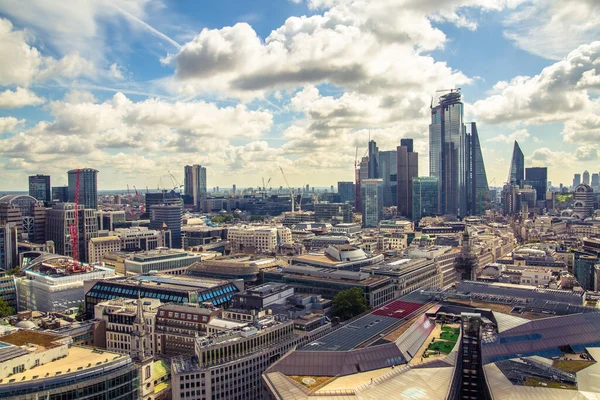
68,168,98,210
28,174,51,203
379,150,398,207
337,181,355,204
412,177,439,221
508,141,524,186
524,167,548,201
361,179,383,228
466,123,490,215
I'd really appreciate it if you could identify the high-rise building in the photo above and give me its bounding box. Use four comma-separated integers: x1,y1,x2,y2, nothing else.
367,140,379,179
52,186,68,202
508,141,525,187
360,179,383,228
314,203,353,224
149,204,183,249
524,167,548,201
592,173,600,189
184,164,207,210
0,223,18,270
28,174,51,204
397,139,418,218
337,181,355,204
68,168,98,209
583,170,590,185
145,190,182,210
573,183,594,219
429,91,489,216
355,156,369,211
412,177,439,221
379,150,398,207
573,173,581,188
0,194,46,243
46,203,98,262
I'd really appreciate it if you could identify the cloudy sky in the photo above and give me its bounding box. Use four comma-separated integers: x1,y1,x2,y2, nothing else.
0,0,599,191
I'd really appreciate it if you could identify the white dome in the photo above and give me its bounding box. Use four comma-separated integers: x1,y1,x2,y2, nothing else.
15,320,36,329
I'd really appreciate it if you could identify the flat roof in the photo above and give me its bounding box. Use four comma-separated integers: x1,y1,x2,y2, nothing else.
0,331,66,349
0,347,124,386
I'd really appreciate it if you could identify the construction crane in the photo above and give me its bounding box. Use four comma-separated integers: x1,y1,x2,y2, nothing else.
279,166,295,213
168,170,184,192
133,186,140,203
69,168,81,265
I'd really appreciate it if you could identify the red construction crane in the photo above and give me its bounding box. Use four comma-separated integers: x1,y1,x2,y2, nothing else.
69,168,81,264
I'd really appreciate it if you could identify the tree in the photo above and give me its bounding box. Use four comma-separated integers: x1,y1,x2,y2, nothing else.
332,288,370,321
0,298,14,318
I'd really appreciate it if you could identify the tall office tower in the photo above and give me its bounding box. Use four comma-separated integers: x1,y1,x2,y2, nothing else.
184,165,207,210
52,186,68,202
379,150,398,207
145,190,182,211
0,223,18,270
573,173,582,188
314,203,353,224
28,174,51,204
0,194,46,243
524,167,548,201
360,179,383,228
397,139,418,218
466,123,490,215
68,168,98,209
149,204,182,248
367,140,379,179
412,177,439,221
508,141,525,187
430,90,488,216
355,156,369,211
573,183,594,219
583,170,590,185
46,203,98,262
502,184,519,215
592,173,600,189
337,181,355,204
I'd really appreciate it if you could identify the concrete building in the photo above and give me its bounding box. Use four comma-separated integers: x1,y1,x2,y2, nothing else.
96,210,126,230
89,227,172,265
0,194,46,244
573,183,594,219
330,222,362,235
187,255,285,286
68,168,98,209
363,257,440,298
292,245,384,270
101,248,201,275
184,164,207,210
227,226,292,253
28,174,51,204
149,203,182,248
46,203,98,262
314,202,352,224
89,236,121,264
360,178,383,228
0,330,139,399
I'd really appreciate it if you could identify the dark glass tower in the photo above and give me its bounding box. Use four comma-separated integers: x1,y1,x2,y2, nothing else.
508,141,525,187
379,150,398,207
367,140,379,179
68,168,98,209
397,139,418,218
28,174,51,203
466,123,490,215
524,167,548,201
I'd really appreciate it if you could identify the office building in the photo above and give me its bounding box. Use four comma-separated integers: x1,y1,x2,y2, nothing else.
524,167,548,201
145,189,182,209
412,176,439,221
0,223,18,270
360,178,383,228
68,168,98,209
314,202,352,224
573,183,594,219
508,141,524,187
573,173,582,188
0,194,46,243
46,203,98,262
397,138,418,217
89,236,121,264
367,140,379,179
355,155,369,211
89,227,172,264
52,186,69,202
184,164,207,210
227,226,292,253
0,330,139,399
97,210,126,231
592,173,600,189
149,204,182,249
28,174,51,204
106,249,201,275
0,273,17,310
379,150,398,207
337,181,355,204
583,170,590,185
430,91,488,217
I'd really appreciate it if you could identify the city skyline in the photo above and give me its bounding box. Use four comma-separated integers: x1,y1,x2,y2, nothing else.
0,1,599,190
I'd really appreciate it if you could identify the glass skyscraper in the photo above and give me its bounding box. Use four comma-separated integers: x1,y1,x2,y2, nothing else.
68,168,98,209
397,139,418,218
508,141,525,186
429,91,488,216
524,167,548,201
379,150,398,207
28,174,51,203
412,177,439,221
337,181,355,204
184,164,207,210
360,179,383,228
367,140,379,179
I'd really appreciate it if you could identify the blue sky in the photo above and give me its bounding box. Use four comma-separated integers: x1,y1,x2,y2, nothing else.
0,0,599,191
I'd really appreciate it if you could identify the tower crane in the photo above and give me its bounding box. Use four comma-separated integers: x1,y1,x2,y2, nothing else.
279,166,295,213
168,170,184,192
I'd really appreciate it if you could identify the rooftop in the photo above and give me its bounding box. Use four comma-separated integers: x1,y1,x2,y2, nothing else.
0,330,67,350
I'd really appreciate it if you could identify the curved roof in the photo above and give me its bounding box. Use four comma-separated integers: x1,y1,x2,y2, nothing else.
575,183,593,193
0,194,39,204
26,252,73,270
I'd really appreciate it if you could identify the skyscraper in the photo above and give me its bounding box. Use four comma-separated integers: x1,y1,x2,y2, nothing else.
52,186,68,202
367,140,379,179
184,165,207,211
429,91,488,216
149,204,183,249
29,174,51,204
412,177,439,221
397,139,418,218
591,173,599,189
379,150,398,207
337,181,355,204
508,141,524,187
68,168,98,209
524,167,548,201
573,173,581,188
355,156,369,211
583,170,590,185
360,179,383,228
46,203,98,262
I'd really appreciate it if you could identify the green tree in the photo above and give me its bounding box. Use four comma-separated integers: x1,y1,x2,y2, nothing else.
332,288,370,321
0,298,14,318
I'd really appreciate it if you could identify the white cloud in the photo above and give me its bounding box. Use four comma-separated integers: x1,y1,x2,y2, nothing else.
504,0,600,60
0,117,24,134
0,18,42,86
575,144,599,161
488,128,530,143
0,87,45,108
63,90,98,104
109,63,126,80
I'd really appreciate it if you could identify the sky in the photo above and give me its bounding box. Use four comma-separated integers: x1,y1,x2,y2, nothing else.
0,0,599,191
